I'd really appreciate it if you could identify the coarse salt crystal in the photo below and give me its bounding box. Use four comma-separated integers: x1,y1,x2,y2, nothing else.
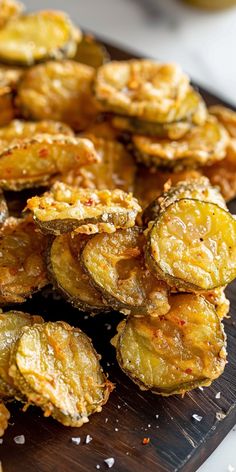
228,465,235,472
148,424,151,428
192,414,203,422
14,435,25,444
115,428,119,432
104,458,115,468
155,414,159,419
117,405,121,409
85,434,92,444
71,437,81,445
215,392,221,399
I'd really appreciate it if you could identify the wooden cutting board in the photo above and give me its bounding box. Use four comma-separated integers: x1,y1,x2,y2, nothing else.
1,40,236,472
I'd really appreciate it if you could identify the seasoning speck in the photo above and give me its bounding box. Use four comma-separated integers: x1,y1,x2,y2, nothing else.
85,434,93,444
216,411,226,421
71,437,81,445
142,437,150,445
192,414,203,422
104,457,115,468
14,435,25,444
215,392,221,399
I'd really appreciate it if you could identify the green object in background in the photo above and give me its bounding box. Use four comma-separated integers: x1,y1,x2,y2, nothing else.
184,0,236,9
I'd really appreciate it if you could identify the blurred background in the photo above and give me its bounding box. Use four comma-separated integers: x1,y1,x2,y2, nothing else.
23,0,236,105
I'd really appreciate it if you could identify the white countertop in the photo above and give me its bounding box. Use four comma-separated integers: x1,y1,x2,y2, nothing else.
23,1,236,470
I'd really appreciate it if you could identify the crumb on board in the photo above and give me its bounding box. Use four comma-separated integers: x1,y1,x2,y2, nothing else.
104,457,115,468
216,411,226,421
142,437,150,445
215,392,221,399
71,437,81,445
85,434,93,444
192,414,203,422
13,435,25,445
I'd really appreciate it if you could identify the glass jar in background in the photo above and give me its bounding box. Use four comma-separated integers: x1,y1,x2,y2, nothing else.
183,0,236,9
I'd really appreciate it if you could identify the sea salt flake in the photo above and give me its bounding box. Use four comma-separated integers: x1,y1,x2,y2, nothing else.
14,435,25,444
104,457,115,468
71,437,81,445
148,424,151,428
85,434,92,444
215,392,221,399
115,427,119,432
216,411,226,421
96,465,100,470
192,414,203,422
117,405,121,409
228,465,235,472
155,414,159,419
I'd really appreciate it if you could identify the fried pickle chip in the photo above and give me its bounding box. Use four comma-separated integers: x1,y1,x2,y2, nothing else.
17,60,99,130
27,183,141,235
95,60,204,123
209,105,236,138
48,234,110,313
142,176,226,226
0,216,48,304
0,402,10,436
0,311,43,398
134,165,201,210
146,199,236,291
0,10,80,65
82,227,170,316
0,0,23,28
132,117,228,171
73,34,110,69
0,134,99,190
203,139,236,202
0,64,23,90
9,321,113,426
113,294,226,395
0,119,74,144
62,135,136,192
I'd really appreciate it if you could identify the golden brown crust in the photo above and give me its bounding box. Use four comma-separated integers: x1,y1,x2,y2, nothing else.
9,321,113,426
209,105,236,138
27,183,141,235
0,402,10,436
17,60,99,130
114,294,226,395
0,11,80,65
203,139,236,201
0,216,48,304
0,0,23,28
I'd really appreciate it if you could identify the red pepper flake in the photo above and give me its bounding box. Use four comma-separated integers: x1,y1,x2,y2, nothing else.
179,319,186,326
84,198,94,206
185,368,192,374
142,437,150,445
39,148,49,158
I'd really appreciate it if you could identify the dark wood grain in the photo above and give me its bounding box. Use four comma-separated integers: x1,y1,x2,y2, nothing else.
1,40,236,472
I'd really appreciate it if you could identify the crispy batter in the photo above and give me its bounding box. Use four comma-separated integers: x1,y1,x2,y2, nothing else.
61,135,136,192
0,134,99,190
132,117,228,170
0,402,10,436
113,294,226,395
83,119,120,140
95,60,205,123
204,288,230,319
203,139,236,201
82,227,170,316
0,311,43,398
146,199,236,291
9,321,113,426
48,234,110,313
27,183,141,235
0,0,23,28
0,216,48,304
0,10,80,65
209,105,236,138
0,119,73,144
142,176,226,225
73,34,110,69
0,64,23,90
0,89,15,127
17,60,99,130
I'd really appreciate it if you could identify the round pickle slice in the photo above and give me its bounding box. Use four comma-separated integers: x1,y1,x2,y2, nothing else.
0,134,99,190
82,227,170,316
0,10,80,65
48,234,110,313
132,117,228,171
16,60,99,130
94,60,203,123
0,0,23,28
113,294,227,396
0,311,43,398
146,199,236,291
73,35,110,69
209,105,236,138
61,135,136,192
27,183,141,235
9,321,113,427
142,176,226,226
0,216,48,304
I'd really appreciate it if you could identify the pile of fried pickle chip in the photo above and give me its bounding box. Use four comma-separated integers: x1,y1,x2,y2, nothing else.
0,0,235,436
